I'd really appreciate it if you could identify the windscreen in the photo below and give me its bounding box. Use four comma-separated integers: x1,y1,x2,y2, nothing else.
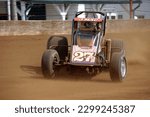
77,31,95,47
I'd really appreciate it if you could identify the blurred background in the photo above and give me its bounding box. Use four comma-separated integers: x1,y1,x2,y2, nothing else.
0,0,150,20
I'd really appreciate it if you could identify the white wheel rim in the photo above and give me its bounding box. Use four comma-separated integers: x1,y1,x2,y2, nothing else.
121,57,126,78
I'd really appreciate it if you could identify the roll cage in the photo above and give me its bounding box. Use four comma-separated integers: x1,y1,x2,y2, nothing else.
72,11,107,36
71,11,107,53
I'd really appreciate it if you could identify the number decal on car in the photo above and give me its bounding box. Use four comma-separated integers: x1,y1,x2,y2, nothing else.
73,51,95,62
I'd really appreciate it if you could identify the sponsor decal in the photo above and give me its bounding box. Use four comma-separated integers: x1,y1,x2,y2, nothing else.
74,18,102,22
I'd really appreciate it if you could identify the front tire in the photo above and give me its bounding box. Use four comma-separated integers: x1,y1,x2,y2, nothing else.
110,52,127,82
41,49,60,78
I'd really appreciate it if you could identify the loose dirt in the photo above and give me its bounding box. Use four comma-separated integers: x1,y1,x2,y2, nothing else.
0,32,150,99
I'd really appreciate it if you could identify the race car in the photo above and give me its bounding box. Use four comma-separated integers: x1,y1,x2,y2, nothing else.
41,11,127,82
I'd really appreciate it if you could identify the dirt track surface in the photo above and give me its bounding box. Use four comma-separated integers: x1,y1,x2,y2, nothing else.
0,32,150,100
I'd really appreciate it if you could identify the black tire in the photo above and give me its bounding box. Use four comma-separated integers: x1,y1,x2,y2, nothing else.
111,40,124,53
47,36,68,61
110,52,127,82
41,49,60,78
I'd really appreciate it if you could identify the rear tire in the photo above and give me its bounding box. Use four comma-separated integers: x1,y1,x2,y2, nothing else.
47,36,68,61
110,52,127,82
41,49,60,78
111,40,124,53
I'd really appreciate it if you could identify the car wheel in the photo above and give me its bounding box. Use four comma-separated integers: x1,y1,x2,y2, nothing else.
47,36,68,61
110,52,127,82
41,49,60,78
